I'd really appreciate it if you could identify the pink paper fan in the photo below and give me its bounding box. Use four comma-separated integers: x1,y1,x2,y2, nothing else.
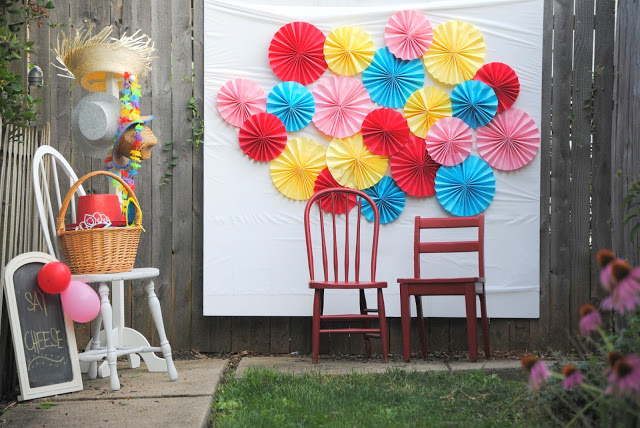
238,112,287,161
473,62,520,113
217,78,267,127
269,22,327,85
361,108,411,156
390,135,441,197
313,168,357,213
476,108,540,171
385,10,433,61
424,117,472,166
312,75,372,139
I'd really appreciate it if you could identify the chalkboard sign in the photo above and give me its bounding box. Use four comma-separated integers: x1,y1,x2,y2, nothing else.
3,252,82,400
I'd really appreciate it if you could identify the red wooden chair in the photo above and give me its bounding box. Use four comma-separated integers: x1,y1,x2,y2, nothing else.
397,215,490,362
304,187,389,364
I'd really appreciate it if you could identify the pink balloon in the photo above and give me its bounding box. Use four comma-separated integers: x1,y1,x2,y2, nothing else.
60,281,100,323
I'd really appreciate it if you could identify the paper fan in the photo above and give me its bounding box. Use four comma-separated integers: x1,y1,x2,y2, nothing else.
324,26,375,76
422,21,486,85
267,81,315,132
385,10,433,60
476,108,540,170
326,133,389,190
390,135,441,197
425,117,472,166
435,155,495,217
361,108,410,156
404,87,452,138
312,75,371,138
270,137,327,201
269,22,327,85
362,47,425,108
473,62,520,113
238,112,287,162
313,168,357,214
217,78,266,127
361,176,406,224
450,80,497,129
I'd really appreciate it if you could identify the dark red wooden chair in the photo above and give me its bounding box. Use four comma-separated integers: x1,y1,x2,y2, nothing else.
304,187,389,364
397,215,490,362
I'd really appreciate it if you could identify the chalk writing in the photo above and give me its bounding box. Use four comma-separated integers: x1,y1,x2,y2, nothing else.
24,288,48,316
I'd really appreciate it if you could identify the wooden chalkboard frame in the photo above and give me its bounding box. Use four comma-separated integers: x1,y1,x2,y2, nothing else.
3,252,82,400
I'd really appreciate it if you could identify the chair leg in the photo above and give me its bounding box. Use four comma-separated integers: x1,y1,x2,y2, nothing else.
145,280,178,381
98,282,120,391
400,285,411,362
415,296,428,358
479,291,491,357
377,289,389,362
87,311,102,379
360,289,372,356
312,289,321,364
464,286,478,362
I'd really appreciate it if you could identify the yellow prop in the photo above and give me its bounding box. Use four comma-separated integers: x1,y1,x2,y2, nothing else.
404,87,452,138
324,26,375,76
422,21,486,85
270,138,327,201
326,133,388,190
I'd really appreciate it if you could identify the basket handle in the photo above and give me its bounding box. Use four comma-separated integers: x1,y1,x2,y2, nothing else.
56,170,142,235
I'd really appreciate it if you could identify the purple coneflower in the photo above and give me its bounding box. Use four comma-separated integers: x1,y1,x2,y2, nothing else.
601,261,640,314
562,365,583,389
522,355,550,391
579,304,602,336
605,352,640,396
597,249,616,291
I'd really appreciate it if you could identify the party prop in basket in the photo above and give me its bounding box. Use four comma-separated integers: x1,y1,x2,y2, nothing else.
56,170,143,275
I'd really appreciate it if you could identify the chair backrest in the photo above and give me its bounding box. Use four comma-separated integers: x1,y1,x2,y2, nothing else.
304,188,380,283
32,145,86,259
413,214,484,279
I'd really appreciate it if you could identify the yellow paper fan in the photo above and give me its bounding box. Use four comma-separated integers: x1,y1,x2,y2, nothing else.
422,21,486,85
404,87,452,138
270,138,327,201
326,133,389,190
324,26,375,76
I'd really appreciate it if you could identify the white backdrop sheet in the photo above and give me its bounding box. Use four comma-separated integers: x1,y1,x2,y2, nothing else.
203,0,543,317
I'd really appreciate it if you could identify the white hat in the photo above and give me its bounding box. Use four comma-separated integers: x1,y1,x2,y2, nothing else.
71,92,121,158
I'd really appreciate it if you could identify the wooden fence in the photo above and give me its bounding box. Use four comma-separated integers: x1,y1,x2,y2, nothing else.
2,0,639,381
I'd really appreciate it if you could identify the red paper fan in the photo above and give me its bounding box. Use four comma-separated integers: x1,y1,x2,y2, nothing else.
424,117,472,166
390,135,441,197
269,22,328,86
361,108,411,156
313,168,357,213
238,112,287,161
473,62,520,113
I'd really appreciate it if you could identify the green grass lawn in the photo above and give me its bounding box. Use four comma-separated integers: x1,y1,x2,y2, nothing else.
212,368,541,427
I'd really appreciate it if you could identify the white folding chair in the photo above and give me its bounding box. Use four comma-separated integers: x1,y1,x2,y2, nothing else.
32,145,177,391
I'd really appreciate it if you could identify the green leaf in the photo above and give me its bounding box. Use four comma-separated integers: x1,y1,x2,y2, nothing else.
45,1,55,9
631,222,640,241
170,161,177,166
624,209,640,224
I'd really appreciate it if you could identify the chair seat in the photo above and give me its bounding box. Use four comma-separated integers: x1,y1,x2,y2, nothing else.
309,280,388,289
71,267,160,283
397,277,485,284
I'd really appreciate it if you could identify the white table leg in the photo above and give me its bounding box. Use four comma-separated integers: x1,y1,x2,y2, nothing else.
98,282,120,391
145,280,178,381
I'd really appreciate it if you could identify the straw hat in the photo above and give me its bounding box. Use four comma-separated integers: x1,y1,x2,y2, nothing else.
112,116,158,168
71,92,122,158
54,25,155,92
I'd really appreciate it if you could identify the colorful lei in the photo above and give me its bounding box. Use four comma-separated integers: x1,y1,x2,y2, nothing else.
104,72,143,214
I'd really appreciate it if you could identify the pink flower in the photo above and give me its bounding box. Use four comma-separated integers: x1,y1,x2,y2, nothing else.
562,365,583,389
605,353,640,396
522,356,550,390
579,304,602,336
601,263,640,314
597,249,616,291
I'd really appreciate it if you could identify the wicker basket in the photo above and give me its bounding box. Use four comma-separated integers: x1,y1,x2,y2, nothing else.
57,170,142,274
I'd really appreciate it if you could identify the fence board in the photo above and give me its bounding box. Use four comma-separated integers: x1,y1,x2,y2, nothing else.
570,0,595,338
548,0,574,351
590,0,615,299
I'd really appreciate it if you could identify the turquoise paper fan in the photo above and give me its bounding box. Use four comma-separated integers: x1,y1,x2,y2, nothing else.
361,176,406,224
450,80,497,129
435,155,495,216
267,81,316,132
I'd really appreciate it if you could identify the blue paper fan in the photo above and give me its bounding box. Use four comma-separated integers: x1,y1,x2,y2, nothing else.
361,176,406,224
450,80,498,129
435,155,495,217
267,81,316,132
362,47,425,109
